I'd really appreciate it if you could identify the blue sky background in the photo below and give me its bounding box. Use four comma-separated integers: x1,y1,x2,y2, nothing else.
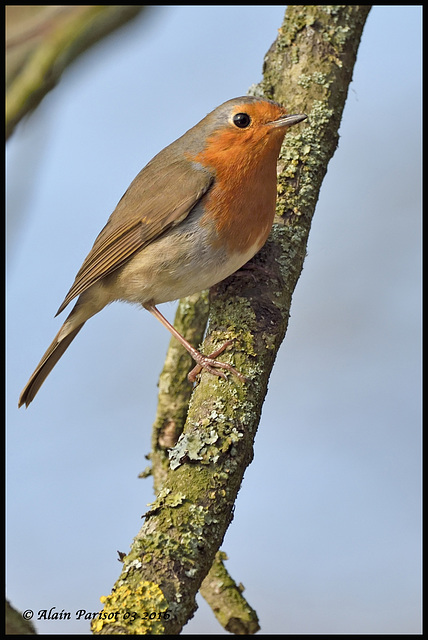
6,6,421,635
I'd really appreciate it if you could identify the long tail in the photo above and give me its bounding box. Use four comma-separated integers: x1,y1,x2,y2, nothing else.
18,323,85,408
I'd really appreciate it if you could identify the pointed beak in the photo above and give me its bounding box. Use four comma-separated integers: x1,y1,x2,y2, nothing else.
268,113,307,128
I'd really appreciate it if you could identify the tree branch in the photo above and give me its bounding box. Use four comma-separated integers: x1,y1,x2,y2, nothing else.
6,5,145,140
147,292,210,494
92,5,371,635
143,292,260,633
199,551,260,634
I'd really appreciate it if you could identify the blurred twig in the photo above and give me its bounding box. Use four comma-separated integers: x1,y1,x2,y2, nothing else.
6,5,145,140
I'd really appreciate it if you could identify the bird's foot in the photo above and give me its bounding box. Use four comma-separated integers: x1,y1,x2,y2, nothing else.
188,340,247,383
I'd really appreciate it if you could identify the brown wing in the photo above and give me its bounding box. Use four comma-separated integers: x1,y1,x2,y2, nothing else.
56,157,213,315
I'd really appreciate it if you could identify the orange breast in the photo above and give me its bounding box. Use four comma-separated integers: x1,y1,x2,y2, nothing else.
192,125,285,255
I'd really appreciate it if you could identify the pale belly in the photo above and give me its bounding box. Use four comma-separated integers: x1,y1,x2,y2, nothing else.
113,219,264,305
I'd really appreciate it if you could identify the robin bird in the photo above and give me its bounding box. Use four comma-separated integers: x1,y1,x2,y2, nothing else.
18,96,307,407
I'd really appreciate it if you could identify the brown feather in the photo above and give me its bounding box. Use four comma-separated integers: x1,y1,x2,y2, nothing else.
56,159,213,315
18,324,84,408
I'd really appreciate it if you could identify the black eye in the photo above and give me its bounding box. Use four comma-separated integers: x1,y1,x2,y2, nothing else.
233,112,251,128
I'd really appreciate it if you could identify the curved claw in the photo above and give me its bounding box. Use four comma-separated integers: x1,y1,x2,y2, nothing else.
146,305,248,384
187,340,248,383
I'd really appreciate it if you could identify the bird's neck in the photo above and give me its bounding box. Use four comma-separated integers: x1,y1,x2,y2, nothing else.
194,135,283,255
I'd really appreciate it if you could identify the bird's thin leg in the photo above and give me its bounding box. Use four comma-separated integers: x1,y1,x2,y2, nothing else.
145,304,247,383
